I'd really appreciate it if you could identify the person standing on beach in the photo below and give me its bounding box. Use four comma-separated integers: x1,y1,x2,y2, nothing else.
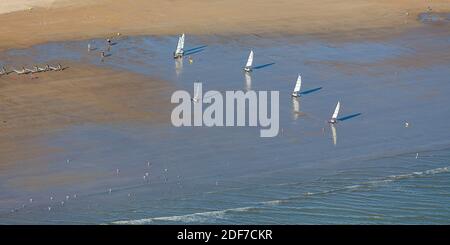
100,51,105,62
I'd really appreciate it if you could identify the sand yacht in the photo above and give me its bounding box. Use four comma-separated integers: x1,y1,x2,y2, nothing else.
38,65,50,72
13,67,30,75
25,66,40,73
173,33,185,58
0,66,7,75
291,74,302,97
329,101,340,124
243,50,254,72
49,64,62,71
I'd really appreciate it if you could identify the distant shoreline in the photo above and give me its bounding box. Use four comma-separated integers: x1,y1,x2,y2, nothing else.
0,0,449,51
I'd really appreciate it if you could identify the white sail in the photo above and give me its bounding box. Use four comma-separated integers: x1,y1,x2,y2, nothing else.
293,74,302,93
332,101,340,120
245,50,254,67
175,38,182,53
175,33,185,54
180,33,185,50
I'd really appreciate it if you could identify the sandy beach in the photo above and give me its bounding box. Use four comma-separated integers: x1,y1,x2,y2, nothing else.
0,62,172,169
0,0,450,50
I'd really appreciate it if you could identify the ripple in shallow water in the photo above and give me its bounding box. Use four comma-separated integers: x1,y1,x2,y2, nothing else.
418,12,450,24
111,165,450,225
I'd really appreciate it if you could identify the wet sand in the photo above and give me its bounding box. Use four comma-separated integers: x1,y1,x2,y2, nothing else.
0,62,173,170
0,19,449,223
0,1,449,224
1,0,450,50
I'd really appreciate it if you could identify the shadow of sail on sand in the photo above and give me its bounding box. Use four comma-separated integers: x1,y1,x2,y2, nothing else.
338,113,362,122
299,87,322,95
253,62,275,70
184,48,206,56
184,45,208,56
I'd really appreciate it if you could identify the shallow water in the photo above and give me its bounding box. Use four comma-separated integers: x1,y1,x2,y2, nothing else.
0,23,450,224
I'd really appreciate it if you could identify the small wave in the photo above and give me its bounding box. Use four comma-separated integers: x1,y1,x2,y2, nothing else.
345,185,361,189
332,166,449,192
418,12,450,24
112,166,449,224
386,167,449,181
261,200,285,206
112,206,255,225
271,166,450,204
